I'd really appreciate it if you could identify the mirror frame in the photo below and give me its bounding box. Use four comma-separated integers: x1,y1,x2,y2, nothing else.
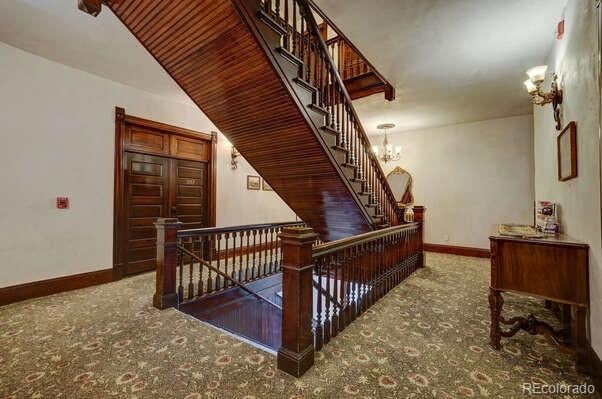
386,166,414,206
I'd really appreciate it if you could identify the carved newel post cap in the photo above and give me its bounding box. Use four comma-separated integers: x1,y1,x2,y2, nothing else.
279,227,319,242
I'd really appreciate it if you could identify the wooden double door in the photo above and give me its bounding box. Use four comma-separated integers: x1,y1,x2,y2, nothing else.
114,108,216,277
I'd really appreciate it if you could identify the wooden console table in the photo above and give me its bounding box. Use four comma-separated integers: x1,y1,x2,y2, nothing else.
489,234,589,371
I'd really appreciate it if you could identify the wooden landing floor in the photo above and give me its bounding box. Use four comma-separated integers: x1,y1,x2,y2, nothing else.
179,274,283,351
178,273,371,352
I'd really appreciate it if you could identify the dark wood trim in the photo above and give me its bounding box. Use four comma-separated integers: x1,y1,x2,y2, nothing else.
123,114,213,142
113,107,216,279
113,107,126,280
424,243,491,258
209,132,218,228
0,268,113,307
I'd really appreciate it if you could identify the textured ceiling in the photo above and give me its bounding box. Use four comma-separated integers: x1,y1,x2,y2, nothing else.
0,0,566,134
315,0,567,134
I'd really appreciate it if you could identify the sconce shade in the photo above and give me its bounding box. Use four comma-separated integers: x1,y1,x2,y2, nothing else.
526,65,548,83
523,79,538,94
394,146,402,155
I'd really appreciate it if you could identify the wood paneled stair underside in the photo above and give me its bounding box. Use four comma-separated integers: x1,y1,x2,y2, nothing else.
104,0,392,240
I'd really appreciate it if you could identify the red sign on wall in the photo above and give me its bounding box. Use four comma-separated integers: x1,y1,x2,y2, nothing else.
56,197,69,209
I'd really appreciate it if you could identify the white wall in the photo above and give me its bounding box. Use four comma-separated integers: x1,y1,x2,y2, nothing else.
0,42,294,288
373,115,535,249
533,0,601,356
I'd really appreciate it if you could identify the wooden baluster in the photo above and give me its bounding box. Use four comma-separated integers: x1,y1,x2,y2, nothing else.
332,253,339,336
292,0,297,56
317,51,322,106
178,239,185,300
237,231,244,282
370,240,377,306
274,227,282,273
216,233,222,290
300,14,305,71
224,232,231,287
345,247,353,325
336,83,341,135
277,226,318,377
245,231,251,281
268,228,274,274
329,68,336,129
283,0,289,50
275,0,280,16
358,242,366,314
264,0,271,13
340,248,348,328
153,218,182,309
188,238,195,300
380,236,386,297
305,33,310,83
252,229,258,278
257,230,264,278
207,235,214,293
264,228,270,275
323,254,331,344
345,108,357,166
312,43,318,90
315,257,323,350
197,236,205,296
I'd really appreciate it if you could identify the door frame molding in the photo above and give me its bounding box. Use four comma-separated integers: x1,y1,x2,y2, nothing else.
113,106,217,279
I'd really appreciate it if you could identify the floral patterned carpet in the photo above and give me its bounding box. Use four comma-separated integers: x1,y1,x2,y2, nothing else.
0,253,597,398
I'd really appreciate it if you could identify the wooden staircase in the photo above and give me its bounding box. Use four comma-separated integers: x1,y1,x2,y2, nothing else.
81,0,402,241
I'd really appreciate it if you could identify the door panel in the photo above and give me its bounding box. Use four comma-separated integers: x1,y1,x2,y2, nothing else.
123,152,170,276
120,153,208,276
170,159,207,230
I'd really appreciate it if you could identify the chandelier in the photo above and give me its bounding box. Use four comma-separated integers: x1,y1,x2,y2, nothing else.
372,123,401,163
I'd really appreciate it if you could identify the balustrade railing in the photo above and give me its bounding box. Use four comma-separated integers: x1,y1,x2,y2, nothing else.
153,219,303,309
261,0,402,226
326,36,370,81
278,206,426,377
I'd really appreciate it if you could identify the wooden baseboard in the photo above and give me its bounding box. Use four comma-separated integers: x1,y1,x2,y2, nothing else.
424,243,490,258
0,268,113,307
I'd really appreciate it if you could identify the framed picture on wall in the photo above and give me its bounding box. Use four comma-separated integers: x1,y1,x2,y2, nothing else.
557,121,577,181
247,175,261,190
262,179,274,191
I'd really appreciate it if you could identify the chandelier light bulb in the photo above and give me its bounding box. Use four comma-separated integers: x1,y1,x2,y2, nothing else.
526,65,548,84
523,79,538,94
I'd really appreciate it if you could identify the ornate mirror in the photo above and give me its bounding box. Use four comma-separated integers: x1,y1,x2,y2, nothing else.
387,166,414,205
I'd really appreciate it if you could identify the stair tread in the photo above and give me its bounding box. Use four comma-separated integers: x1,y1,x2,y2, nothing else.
321,125,339,136
293,77,317,93
331,145,348,153
277,47,303,66
308,103,329,116
257,10,287,36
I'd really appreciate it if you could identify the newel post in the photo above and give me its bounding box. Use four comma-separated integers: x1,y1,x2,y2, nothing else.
277,226,318,377
413,206,426,268
153,218,182,309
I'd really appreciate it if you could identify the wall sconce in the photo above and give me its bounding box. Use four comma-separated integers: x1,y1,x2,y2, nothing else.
230,146,239,169
523,65,563,130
